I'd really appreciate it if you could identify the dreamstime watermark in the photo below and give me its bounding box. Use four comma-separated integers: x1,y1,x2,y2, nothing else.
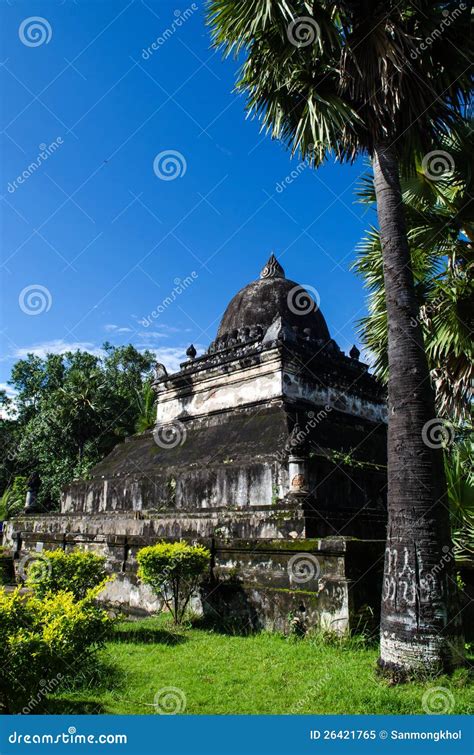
421,418,455,449
409,294,444,327
18,285,52,315
410,3,466,60
16,552,52,584
21,666,93,715
153,150,187,181
274,143,316,194
153,420,187,449
290,673,330,713
287,284,320,316
19,16,52,47
140,272,197,326
287,16,320,48
21,674,64,715
287,553,320,584
421,150,455,181
428,545,455,581
8,728,127,745
153,686,187,714
422,686,455,714
141,5,198,59
2,431,41,471
275,160,307,194
275,407,332,463
7,137,63,194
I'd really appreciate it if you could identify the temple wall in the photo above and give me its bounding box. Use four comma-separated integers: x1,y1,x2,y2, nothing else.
155,347,387,426
3,519,384,634
61,460,290,516
282,369,387,424
3,508,306,549
155,352,282,424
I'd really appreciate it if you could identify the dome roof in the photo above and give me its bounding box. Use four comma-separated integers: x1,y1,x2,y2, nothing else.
217,254,330,341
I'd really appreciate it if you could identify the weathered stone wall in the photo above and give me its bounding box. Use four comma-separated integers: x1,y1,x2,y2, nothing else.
4,508,305,546
3,517,385,634
155,341,387,426
59,401,387,542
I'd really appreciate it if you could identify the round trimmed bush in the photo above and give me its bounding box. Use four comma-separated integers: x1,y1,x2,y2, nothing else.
25,549,107,600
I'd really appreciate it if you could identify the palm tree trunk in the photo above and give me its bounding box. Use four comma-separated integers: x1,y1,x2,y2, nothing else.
372,142,464,676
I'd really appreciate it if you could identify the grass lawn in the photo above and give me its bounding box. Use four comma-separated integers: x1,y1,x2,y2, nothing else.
49,616,473,715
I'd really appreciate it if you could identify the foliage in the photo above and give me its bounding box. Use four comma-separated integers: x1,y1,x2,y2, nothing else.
135,380,156,433
0,410,19,497
445,437,474,565
0,344,155,510
353,120,474,420
0,488,10,521
208,1,470,166
26,549,108,600
0,477,27,521
0,586,112,713
0,548,14,586
137,542,210,624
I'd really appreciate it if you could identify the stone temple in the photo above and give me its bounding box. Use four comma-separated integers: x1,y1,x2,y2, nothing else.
8,255,388,631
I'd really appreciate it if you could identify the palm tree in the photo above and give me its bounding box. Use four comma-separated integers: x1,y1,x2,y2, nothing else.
208,0,470,675
353,120,474,421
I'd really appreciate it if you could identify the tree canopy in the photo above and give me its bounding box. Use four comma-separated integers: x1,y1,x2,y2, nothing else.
353,119,474,420
0,344,155,510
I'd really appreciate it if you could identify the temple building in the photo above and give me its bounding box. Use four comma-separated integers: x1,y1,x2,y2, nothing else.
8,255,388,631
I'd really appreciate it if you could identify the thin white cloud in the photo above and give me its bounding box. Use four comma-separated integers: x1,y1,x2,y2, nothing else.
140,345,204,373
0,382,16,400
0,383,18,419
131,318,186,334
360,346,377,370
10,341,204,376
139,346,184,373
104,324,133,333
13,340,105,359
136,330,169,340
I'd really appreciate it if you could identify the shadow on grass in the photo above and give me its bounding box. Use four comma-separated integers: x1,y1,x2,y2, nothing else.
44,698,106,715
191,612,259,637
113,625,187,646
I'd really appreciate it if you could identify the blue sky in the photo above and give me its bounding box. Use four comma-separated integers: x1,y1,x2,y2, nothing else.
1,0,377,394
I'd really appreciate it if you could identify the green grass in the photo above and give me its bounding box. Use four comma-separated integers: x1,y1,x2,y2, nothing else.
48,616,473,715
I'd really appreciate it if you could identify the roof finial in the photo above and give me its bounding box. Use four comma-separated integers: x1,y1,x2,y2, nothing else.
260,253,285,280
349,344,360,360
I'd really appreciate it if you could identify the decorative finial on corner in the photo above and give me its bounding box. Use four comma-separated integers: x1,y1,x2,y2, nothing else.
154,362,168,380
349,344,360,360
260,253,285,280
186,344,197,360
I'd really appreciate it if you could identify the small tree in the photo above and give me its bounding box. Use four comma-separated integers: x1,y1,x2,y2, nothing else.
25,549,107,600
137,541,210,625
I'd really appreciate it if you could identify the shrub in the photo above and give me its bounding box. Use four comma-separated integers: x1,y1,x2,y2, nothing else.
0,585,112,713
25,549,107,600
137,541,210,624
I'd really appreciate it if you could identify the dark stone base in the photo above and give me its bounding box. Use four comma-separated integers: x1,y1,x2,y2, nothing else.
4,516,385,635
4,515,472,639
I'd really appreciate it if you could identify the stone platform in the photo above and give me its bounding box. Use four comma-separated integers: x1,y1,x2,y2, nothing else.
4,516,384,634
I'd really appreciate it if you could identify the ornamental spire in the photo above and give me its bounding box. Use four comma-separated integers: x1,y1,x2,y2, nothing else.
260,253,285,280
